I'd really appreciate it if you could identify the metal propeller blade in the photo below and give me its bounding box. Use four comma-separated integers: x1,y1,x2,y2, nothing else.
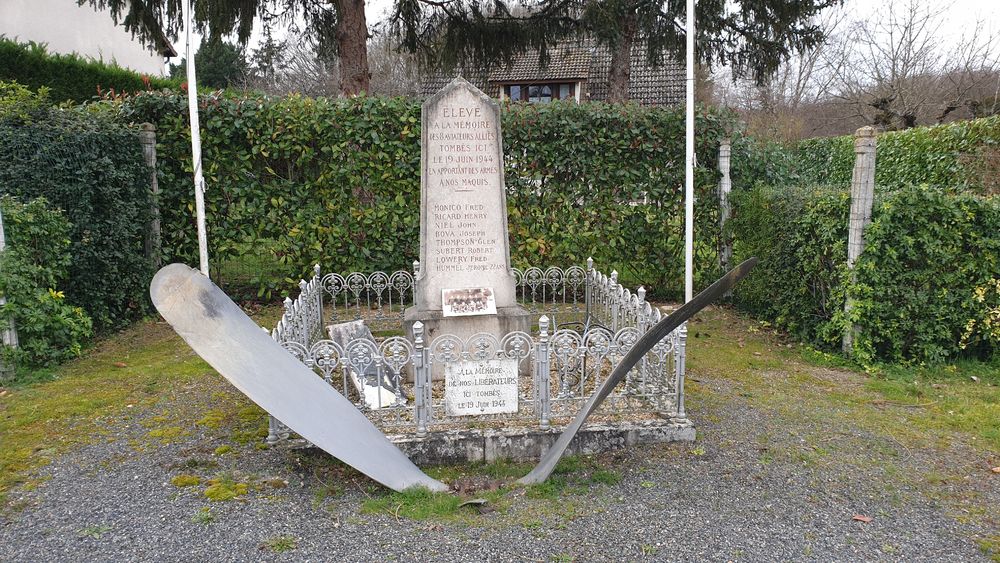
151,263,448,493
518,258,757,485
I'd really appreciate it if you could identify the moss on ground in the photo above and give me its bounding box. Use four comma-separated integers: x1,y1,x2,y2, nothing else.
204,476,250,501
171,474,201,487
0,320,212,507
0,307,281,510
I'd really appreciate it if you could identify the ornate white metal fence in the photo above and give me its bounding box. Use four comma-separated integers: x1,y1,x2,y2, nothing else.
266,260,686,442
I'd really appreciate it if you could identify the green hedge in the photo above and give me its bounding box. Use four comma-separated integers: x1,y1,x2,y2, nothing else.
733,116,1000,195
0,39,177,104
0,196,92,366
0,81,154,332
121,91,735,299
731,184,1000,363
850,186,1000,363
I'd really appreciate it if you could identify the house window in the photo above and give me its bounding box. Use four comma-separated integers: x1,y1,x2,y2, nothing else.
505,82,576,103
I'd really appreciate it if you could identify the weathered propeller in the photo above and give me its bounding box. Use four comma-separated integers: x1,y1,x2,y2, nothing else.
150,263,448,493
518,258,757,485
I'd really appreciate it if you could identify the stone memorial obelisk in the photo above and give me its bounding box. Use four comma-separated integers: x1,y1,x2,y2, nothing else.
404,77,530,370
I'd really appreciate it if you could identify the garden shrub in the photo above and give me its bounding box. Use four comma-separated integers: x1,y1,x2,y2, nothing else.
0,38,177,104
731,184,999,363
847,185,1000,364
732,115,1000,196
120,91,736,299
0,196,92,366
0,81,153,331
729,185,849,347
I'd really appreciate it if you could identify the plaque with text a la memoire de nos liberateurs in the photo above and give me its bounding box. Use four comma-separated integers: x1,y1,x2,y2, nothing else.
444,359,519,416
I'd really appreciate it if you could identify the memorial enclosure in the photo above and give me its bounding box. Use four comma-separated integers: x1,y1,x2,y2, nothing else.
256,79,698,455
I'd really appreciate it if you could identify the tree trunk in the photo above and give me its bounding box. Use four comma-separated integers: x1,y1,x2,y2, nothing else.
606,12,637,103
334,0,371,96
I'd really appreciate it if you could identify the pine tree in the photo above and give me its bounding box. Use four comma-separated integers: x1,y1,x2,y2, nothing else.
392,0,842,102
82,0,840,100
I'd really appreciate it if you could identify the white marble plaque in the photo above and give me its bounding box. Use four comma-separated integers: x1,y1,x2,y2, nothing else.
445,359,519,416
417,77,517,311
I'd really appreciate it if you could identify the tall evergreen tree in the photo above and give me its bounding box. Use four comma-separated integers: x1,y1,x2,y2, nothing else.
81,0,368,95
170,36,249,89
392,0,842,102
83,0,839,100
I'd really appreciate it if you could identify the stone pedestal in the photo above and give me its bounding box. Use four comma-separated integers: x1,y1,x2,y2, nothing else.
404,305,533,380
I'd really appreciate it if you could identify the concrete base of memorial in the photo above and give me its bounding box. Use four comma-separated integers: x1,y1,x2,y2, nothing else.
385,419,695,465
403,305,533,380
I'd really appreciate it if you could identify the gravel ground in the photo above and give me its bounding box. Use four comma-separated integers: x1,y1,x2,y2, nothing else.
1,318,995,562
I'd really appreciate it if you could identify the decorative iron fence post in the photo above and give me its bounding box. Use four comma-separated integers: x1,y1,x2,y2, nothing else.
413,321,430,437
535,315,551,430
139,123,162,269
584,257,594,327
313,264,324,330
675,322,688,419
636,287,649,392
610,270,620,332
298,279,310,345
842,126,877,355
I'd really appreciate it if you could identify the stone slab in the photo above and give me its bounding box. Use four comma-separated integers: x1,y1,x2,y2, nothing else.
326,320,400,409
387,419,696,465
403,305,533,380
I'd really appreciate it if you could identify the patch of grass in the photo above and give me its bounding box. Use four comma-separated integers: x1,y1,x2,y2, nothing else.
214,445,233,456
362,486,464,520
3,365,58,387
526,476,569,500
170,474,200,487
687,306,1000,551
0,303,285,511
976,534,1000,562
590,469,622,486
191,507,215,524
262,535,297,553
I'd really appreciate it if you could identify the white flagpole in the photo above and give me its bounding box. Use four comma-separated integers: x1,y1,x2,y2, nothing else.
684,0,695,302
182,0,210,276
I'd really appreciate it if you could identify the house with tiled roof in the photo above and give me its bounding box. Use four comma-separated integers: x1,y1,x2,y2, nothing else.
419,39,684,106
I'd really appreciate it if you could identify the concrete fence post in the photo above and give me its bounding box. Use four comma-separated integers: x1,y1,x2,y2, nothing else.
139,123,162,269
842,126,877,355
718,138,733,275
